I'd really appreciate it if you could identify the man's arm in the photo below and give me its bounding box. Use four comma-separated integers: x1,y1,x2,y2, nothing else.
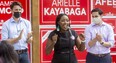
88,38,97,48
85,26,97,48
1,23,23,44
26,21,32,43
99,26,115,47
26,32,33,43
6,37,20,44
4,30,23,44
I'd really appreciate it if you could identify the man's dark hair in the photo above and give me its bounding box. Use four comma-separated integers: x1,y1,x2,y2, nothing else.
10,1,23,9
91,8,103,15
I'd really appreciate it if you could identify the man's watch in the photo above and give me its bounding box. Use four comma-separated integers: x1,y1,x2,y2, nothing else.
100,42,104,45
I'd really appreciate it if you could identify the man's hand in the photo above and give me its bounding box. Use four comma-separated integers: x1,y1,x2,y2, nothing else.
17,29,24,40
96,33,102,42
6,29,24,44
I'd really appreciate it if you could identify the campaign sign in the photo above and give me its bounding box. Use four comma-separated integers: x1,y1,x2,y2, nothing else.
40,0,91,25
0,0,30,25
91,0,116,18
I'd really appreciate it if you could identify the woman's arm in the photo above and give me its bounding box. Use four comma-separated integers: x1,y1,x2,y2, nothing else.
75,36,85,52
45,33,58,55
45,38,56,55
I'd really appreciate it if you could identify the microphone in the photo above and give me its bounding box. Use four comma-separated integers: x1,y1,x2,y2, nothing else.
68,27,75,40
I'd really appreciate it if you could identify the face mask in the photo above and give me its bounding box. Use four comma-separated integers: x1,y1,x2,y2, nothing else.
14,12,21,18
92,17,102,24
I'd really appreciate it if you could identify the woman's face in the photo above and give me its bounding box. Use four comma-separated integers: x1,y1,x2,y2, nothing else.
58,15,70,31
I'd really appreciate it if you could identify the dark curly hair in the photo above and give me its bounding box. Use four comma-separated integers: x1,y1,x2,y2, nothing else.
0,40,18,63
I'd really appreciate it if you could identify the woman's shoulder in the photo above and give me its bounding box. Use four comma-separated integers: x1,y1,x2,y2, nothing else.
50,30,58,34
48,30,57,38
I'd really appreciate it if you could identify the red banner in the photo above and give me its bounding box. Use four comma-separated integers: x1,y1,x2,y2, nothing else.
91,0,116,18
0,0,30,23
40,0,91,25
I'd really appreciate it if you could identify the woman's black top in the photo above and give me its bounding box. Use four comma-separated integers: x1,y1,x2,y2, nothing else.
48,29,78,63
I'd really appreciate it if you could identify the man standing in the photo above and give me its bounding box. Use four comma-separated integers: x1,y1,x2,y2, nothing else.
85,8,115,63
1,1,32,63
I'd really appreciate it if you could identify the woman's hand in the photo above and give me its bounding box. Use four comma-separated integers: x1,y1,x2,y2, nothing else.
79,33,85,41
52,34,58,43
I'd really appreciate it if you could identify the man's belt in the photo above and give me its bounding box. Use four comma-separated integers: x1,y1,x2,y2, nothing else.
88,52,110,57
16,49,27,54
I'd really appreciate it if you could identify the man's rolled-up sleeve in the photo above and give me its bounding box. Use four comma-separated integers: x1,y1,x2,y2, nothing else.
108,26,115,47
1,23,8,40
85,26,91,49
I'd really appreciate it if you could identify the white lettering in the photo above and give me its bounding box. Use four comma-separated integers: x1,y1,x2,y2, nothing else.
52,0,80,7
70,8,75,15
52,0,57,6
59,8,64,14
81,8,86,15
57,0,63,6
95,0,116,6
50,8,55,15
44,8,49,15
75,8,80,15
44,8,86,15
95,0,101,5
113,0,116,5
0,7,11,14
54,8,60,15
0,1,13,6
76,0,80,7
102,0,106,5
65,8,69,15
64,0,68,6
107,0,112,5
